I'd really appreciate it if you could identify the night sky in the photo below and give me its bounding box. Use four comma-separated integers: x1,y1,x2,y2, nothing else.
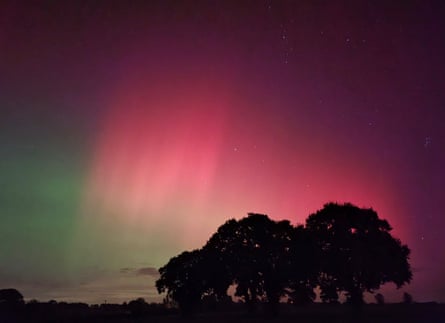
1,1,444,304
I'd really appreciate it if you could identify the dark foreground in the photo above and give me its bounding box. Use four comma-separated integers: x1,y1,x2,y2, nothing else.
1,303,444,323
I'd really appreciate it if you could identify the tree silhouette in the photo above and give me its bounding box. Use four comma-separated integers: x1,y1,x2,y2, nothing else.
0,289,23,305
156,249,206,315
319,276,340,303
128,297,148,316
286,224,319,305
403,292,413,304
156,202,412,315
201,214,320,313
305,202,412,306
0,289,24,313
199,247,233,304
203,214,297,314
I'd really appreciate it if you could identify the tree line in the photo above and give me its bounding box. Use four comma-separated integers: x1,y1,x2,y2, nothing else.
156,202,412,315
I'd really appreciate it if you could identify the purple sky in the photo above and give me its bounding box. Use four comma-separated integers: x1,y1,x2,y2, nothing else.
0,1,444,303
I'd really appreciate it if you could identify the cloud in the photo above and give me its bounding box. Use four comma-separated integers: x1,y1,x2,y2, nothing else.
119,268,134,274
136,267,159,277
119,267,159,277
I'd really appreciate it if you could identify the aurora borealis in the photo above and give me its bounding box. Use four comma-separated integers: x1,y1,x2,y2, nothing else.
1,1,444,304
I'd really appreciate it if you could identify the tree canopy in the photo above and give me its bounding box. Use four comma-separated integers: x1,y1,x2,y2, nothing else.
306,203,412,305
156,250,205,314
155,202,412,314
202,214,302,313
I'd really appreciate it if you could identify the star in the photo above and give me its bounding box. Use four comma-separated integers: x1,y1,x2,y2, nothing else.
424,137,432,148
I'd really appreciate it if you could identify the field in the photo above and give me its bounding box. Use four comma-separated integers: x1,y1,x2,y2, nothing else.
2,303,444,323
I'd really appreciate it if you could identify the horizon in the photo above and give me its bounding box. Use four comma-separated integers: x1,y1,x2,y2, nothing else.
0,206,434,305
